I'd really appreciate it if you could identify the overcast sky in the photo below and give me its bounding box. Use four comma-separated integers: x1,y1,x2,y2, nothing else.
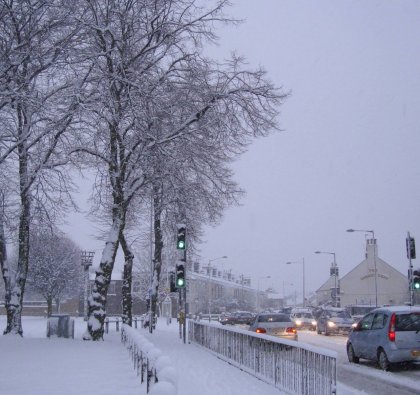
198,0,420,298
64,0,420,300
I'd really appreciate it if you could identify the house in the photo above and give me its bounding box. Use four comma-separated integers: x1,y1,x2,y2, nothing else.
316,238,409,307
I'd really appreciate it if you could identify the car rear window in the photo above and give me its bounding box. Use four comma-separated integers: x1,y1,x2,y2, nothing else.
258,314,290,323
395,312,420,331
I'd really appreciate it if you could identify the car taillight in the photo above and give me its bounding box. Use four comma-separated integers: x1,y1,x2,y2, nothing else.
286,327,297,334
388,313,396,342
256,328,266,334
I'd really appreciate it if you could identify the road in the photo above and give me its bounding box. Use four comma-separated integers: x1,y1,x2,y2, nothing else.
298,330,420,395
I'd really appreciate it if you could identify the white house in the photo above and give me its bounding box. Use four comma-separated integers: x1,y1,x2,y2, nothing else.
316,238,409,307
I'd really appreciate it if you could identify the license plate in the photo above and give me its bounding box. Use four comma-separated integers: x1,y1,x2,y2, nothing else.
411,350,420,357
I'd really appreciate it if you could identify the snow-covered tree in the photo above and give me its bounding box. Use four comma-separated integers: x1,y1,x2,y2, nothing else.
0,0,87,335
74,0,286,340
27,228,81,317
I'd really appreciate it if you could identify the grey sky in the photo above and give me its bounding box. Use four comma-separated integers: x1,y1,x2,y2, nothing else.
63,0,420,300
199,0,420,298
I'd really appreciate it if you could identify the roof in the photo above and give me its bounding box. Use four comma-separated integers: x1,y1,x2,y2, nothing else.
370,305,420,313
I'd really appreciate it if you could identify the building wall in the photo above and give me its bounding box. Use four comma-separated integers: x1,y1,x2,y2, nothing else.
316,239,410,308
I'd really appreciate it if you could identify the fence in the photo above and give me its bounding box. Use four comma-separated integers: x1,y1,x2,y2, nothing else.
105,316,144,333
188,320,337,395
121,324,177,394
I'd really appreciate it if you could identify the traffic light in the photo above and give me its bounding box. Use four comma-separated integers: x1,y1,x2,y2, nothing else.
406,237,416,259
177,225,186,250
413,270,420,290
176,264,185,288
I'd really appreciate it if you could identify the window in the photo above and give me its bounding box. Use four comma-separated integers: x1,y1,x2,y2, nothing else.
359,313,374,330
258,314,290,323
371,313,387,330
395,312,420,331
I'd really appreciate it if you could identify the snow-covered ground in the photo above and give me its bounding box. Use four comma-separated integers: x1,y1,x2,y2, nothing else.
1,316,365,395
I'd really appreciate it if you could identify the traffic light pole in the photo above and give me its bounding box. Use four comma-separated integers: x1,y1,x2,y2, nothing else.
407,232,414,306
175,223,187,344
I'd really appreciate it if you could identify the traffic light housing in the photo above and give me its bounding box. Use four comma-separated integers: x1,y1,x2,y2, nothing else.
177,226,186,250
406,237,416,259
413,270,420,290
176,264,185,288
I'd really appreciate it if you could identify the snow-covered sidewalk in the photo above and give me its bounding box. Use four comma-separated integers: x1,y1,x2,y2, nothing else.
0,316,359,395
0,317,140,395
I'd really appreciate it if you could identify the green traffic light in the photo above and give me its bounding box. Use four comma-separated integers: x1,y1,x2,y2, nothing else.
176,278,185,287
414,282,420,290
177,240,185,249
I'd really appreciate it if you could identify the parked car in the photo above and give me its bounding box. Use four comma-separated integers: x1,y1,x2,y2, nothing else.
249,313,298,340
290,309,317,331
316,308,354,335
346,305,420,370
219,311,254,325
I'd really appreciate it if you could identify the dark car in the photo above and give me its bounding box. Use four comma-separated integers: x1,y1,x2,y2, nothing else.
220,311,254,325
347,305,420,370
316,308,354,335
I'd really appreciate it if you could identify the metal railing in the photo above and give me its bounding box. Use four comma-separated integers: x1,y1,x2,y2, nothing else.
121,324,177,394
188,320,337,395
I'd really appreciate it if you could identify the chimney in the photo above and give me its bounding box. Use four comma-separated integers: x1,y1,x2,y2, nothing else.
365,238,378,260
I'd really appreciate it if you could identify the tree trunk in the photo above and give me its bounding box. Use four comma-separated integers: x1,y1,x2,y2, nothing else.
47,297,53,317
150,192,164,333
84,219,121,341
120,232,133,326
4,139,31,335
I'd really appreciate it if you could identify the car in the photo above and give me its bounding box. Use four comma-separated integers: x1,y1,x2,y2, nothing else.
316,308,354,335
346,305,420,370
219,311,254,325
290,309,317,331
249,313,298,340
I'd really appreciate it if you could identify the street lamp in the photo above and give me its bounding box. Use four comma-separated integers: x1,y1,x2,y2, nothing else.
347,228,378,307
256,275,271,311
207,256,227,320
81,251,95,321
286,258,305,307
314,251,339,307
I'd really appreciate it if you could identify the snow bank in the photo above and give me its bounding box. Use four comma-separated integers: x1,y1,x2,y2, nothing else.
121,324,178,395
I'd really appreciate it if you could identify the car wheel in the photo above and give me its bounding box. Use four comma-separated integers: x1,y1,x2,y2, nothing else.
317,326,321,334
378,349,391,371
347,344,359,364
324,328,329,336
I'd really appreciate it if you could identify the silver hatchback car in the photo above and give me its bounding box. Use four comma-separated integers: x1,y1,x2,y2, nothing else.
346,305,420,370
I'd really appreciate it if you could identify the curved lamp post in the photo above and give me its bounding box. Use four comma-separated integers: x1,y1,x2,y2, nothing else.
286,258,305,307
257,275,271,311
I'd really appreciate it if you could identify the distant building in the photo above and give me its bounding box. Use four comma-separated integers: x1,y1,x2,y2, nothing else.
316,238,409,307
186,262,256,315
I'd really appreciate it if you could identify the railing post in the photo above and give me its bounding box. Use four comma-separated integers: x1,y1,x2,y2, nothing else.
116,317,120,332
105,317,109,334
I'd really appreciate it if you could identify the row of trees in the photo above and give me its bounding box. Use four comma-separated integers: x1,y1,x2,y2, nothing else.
0,0,287,339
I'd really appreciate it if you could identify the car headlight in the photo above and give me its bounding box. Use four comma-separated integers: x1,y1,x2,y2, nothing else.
311,320,317,326
351,322,357,328
327,321,336,328
295,320,302,326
